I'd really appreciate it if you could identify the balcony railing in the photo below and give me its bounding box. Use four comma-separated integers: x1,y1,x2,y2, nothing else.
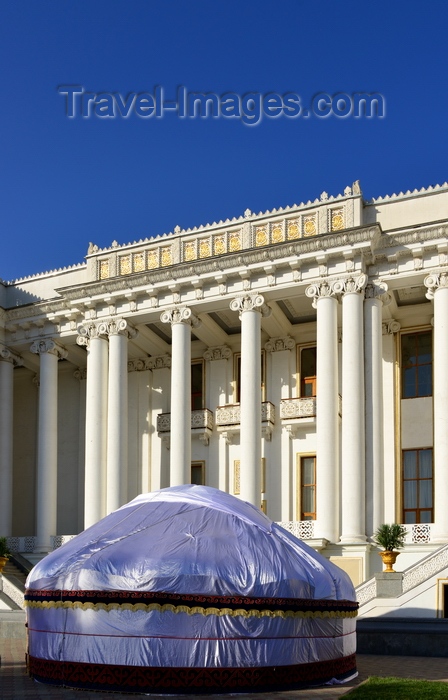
215,401,275,427
280,395,342,421
276,521,315,539
157,408,214,433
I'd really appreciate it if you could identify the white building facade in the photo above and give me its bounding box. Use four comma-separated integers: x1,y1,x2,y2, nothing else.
1,181,448,592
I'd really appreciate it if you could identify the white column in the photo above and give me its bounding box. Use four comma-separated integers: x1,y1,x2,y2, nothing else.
230,294,270,507
336,276,367,543
100,319,136,514
161,307,199,486
203,346,232,490
0,347,23,535
148,355,171,490
364,283,388,536
77,323,108,529
306,281,339,542
425,273,448,541
30,339,67,552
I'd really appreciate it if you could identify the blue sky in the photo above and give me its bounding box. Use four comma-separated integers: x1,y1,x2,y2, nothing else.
1,1,447,282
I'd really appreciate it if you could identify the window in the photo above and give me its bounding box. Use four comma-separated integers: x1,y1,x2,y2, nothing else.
299,346,317,397
234,351,266,403
191,360,204,410
299,456,316,520
402,449,433,524
191,462,205,485
401,331,432,398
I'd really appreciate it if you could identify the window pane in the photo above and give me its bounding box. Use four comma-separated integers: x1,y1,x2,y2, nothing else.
417,332,432,364
402,335,417,367
404,511,416,524
191,363,203,410
419,480,433,509
302,485,315,514
418,365,432,396
403,367,417,398
302,457,314,484
404,480,417,508
419,450,433,478
403,451,417,479
420,510,432,523
191,464,204,485
301,347,317,378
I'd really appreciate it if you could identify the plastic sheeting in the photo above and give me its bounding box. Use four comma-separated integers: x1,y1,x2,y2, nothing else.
25,485,358,692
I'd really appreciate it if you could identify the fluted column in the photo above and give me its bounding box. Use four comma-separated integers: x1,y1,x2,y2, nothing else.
0,346,23,535
161,307,199,486
77,323,108,528
230,294,270,506
306,281,339,542
30,339,67,552
425,272,448,541
336,275,367,543
99,318,136,514
364,282,388,537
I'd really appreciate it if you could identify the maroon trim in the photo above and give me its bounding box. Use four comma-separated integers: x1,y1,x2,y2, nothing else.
25,588,358,614
27,654,357,694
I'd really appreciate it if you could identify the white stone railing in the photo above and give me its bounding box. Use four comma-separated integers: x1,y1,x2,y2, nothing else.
276,520,315,539
355,578,377,607
403,523,432,544
1,575,25,608
157,408,214,433
215,401,275,427
402,543,448,594
280,397,316,419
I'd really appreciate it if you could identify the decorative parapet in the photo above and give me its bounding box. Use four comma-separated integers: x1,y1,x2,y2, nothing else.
276,520,315,540
215,401,275,427
157,408,214,434
404,523,432,544
5,535,76,553
280,397,316,419
402,543,448,594
89,186,360,281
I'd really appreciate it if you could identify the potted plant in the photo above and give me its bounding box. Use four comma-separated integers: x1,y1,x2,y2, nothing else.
0,536,10,574
373,523,407,572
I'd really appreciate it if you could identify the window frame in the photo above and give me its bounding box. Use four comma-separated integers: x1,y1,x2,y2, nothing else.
233,350,266,403
191,359,205,411
402,447,433,524
296,343,317,398
191,461,205,485
400,330,433,399
296,453,316,521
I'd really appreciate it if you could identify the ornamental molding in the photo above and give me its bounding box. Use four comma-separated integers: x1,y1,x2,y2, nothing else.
30,339,68,360
76,322,105,347
203,345,232,361
0,345,23,367
265,336,295,352
364,280,389,301
382,320,401,335
128,354,171,372
424,271,448,299
332,274,368,296
229,294,271,317
97,317,138,339
160,306,200,328
305,280,338,308
380,223,448,250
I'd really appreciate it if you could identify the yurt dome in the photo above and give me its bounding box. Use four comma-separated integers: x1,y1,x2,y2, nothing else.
25,485,358,693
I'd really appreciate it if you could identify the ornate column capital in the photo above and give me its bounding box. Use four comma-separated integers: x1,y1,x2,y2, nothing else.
73,368,87,381
382,320,401,335
364,280,389,301
30,339,68,360
160,306,200,328
0,345,23,367
264,336,295,352
425,271,448,299
229,294,271,317
76,321,104,348
97,318,138,339
203,345,232,361
305,280,338,309
333,274,368,296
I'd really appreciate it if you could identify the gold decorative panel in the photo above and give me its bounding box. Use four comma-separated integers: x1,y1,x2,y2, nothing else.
331,208,344,231
99,260,109,280
213,235,226,256
229,230,242,252
234,460,240,495
160,246,172,267
303,215,317,237
271,224,284,244
184,241,196,261
287,220,300,240
255,226,268,247
199,238,211,258
147,250,159,269
119,255,131,275
133,253,145,272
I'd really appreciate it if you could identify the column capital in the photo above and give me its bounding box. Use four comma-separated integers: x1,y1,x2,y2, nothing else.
305,280,338,308
160,306,200,327
424,271,448,299
98,318,138,339
364,280,389,301
264,336,295,352
203,345,232,361
76,321,104,348
382,320,401,335
73,368,87,381
30,339,68,360
0,345,23,367
229,294,271,317
333,274,368,296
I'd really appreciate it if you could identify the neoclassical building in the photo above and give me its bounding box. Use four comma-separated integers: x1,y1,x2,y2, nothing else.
1,180,448,602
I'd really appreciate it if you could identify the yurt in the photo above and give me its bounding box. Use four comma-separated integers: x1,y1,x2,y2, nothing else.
25,485,358,693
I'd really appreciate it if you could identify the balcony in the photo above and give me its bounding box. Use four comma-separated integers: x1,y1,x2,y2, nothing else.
215,401,275,441
157,408,214,445
280,395,342,435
